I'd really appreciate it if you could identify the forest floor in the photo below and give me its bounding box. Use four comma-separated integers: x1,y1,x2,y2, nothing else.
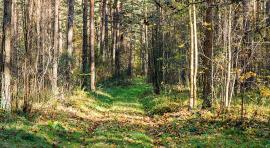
0,78,269,147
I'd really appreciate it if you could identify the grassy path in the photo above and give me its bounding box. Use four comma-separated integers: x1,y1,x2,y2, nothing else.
86,79,156,147
0,79,158,147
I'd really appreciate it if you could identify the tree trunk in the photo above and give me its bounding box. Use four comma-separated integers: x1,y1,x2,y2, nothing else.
67,0,74,56
100,0,107,61
1,0,12,111
111,0,116,74
90,0,96,91
152,3,163,94
202,0,214,109
189,3,194,109
225,6,232,108
52,0,59,95
82,0,88,88
114,0,121,77
127,37,133,77
104,4,109,60
193,2,198,108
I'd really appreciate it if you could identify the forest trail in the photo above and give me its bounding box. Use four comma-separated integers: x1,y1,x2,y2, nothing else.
85,79,157,147
0,78,161,147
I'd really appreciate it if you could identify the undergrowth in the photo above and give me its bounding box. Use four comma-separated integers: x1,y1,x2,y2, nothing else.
0,78,269,147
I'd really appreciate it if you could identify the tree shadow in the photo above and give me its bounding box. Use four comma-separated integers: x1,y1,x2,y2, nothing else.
153,114,270,147
84,122,154,147
0,128,51,147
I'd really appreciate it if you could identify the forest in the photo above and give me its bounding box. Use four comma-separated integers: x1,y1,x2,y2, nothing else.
0,0,269,147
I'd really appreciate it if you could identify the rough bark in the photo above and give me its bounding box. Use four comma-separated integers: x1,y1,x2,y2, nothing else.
1,0,12,111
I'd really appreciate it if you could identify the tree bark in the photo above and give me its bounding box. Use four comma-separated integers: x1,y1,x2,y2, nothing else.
114,0,121,77
202,0,214,109
1,0,12,111
152,3,163,94
82,0,88,88
90,0,96,91
189,3,194,109
52,0,59,95
193,3,198,109
100,0,107,61
67,0,74,56
225,6,232,108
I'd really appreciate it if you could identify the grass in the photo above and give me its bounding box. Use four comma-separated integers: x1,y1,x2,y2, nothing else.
0,78,269,147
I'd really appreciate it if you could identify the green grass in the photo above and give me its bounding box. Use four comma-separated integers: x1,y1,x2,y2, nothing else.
0,78,269,147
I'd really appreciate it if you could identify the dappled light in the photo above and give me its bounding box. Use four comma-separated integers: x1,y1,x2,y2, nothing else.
1,78,269,147
0,0,270,147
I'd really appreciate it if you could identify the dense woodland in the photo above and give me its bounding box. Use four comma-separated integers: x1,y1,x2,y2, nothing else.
0,0,269,147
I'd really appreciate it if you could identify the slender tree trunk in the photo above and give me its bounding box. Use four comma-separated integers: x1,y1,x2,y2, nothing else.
152,3,163,94
193,3,198,108
90,0,96,91
144,22,149,77
59,13,63,54
1,0,12,111
66,0,74,88
189,1,198,109
189,4,195,109
202,0,214,109
52,0,59,95
100,0,107,61
114,0,121,77
67,0,74,55
127,36,133,77
225,6,232,108
111,0,116,74
104,3,109,60
12,0,19,110
82,0,88,88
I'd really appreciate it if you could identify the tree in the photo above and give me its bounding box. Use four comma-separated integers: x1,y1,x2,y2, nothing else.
82,0,88,88
100,0,107,61
1,0,12,111
67,0,74,84
90,0,96,91
224,5,232,108
114,0,121,77
189,2,198,109
67,0,74,56
202,0,214,109
152,2,163,94
52,0,59,95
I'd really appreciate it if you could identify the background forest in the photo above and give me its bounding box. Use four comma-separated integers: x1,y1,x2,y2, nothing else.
0,0,269,147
